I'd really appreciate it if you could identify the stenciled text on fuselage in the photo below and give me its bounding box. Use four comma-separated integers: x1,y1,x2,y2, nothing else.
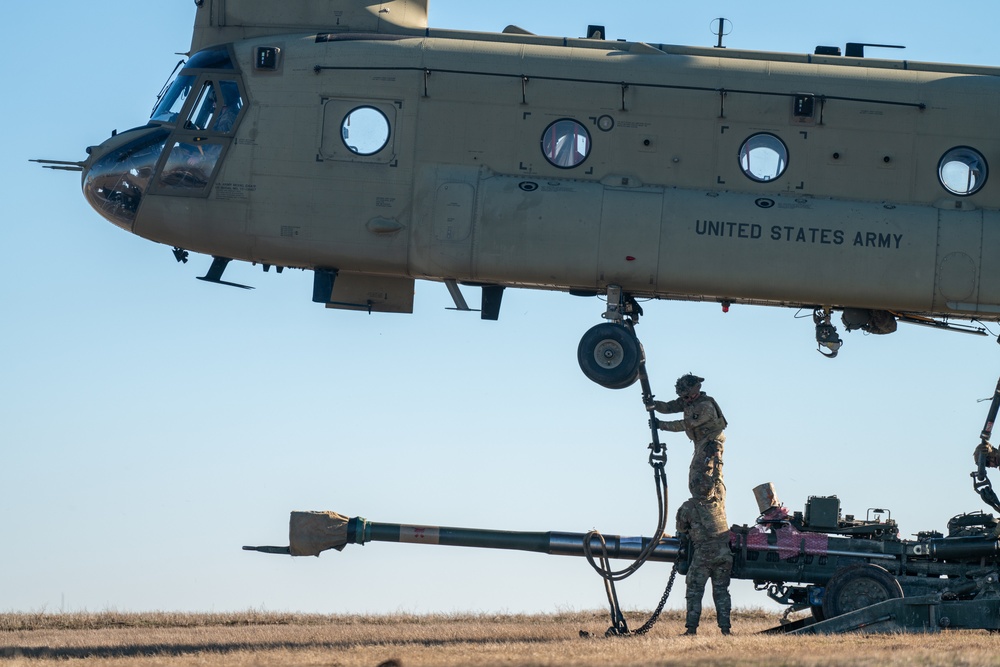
694,220,903,249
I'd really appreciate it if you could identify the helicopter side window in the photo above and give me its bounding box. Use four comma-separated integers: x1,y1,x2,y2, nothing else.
541,119,591,169
939,147,988,196
341,106,391,155
739,133,789,182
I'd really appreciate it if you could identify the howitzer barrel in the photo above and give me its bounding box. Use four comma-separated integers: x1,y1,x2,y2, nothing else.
911,535,1000,559
360,519,682,561
243,512,682,561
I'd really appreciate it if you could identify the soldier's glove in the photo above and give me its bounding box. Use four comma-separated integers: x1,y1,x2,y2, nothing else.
975,441,999,468
644,400,656,412
648,417,660,430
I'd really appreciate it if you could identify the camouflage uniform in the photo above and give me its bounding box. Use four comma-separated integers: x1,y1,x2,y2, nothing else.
676,494,733,634
652,390,728,500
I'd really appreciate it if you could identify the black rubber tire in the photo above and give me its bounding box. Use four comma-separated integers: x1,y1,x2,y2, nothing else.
821,564,903,619
577,323,641,389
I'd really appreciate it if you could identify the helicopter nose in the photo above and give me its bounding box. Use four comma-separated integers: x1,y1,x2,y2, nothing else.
82,128,169,233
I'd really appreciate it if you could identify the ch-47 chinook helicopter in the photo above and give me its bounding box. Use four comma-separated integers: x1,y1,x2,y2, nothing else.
35,0,1000,389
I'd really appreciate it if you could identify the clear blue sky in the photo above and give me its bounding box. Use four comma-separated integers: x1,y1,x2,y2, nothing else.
3,1,1000,617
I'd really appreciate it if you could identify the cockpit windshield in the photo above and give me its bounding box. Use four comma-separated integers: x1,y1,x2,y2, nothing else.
151,74,196,124
149,45,239,126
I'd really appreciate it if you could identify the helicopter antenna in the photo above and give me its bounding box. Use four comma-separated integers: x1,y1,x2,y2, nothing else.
711,18,732,49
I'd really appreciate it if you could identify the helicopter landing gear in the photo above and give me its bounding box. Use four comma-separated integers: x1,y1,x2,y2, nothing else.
577,286,643,389
578,324,641,389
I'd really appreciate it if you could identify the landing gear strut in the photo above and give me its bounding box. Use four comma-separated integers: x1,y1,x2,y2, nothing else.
577,286,643,389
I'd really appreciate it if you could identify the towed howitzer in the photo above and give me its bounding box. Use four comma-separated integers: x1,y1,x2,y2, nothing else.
245,494,1000,633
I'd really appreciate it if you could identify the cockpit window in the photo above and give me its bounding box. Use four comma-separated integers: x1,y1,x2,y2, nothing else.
157,140,224,191
151,74,196,124
151,44,239,125
154,77,244,134
187,83,217,131
214,81,243,132
185,45,234,70
83,129,170,231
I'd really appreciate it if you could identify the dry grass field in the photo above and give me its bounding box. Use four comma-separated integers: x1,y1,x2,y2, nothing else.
3,609,1000,666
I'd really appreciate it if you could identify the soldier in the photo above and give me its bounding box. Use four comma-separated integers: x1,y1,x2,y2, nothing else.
647,374,728,499
676,484,733,636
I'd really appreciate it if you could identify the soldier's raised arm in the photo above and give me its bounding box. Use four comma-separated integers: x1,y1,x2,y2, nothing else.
649,397,683,414
658,418,687,433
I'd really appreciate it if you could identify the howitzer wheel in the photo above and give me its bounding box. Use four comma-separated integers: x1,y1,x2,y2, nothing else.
577,323,641,389
821,564,903,619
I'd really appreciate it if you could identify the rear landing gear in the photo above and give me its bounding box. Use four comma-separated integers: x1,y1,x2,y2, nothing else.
578,323,641,389
577,286,643,389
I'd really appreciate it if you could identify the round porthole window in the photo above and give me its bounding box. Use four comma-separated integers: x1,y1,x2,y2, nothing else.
739,133,788,182
341,106,390,155
939,147,987,196
541,119,591,168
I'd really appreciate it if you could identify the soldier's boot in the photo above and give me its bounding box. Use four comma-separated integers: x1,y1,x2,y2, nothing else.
682,627,697,636
716,609,732,636
685,607,701,636
713,586,732,636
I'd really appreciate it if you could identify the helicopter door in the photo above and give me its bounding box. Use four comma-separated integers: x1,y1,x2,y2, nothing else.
597,189,662,290
933,208,983,313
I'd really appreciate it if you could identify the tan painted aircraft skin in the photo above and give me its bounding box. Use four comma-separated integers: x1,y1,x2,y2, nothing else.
63,0,1000,383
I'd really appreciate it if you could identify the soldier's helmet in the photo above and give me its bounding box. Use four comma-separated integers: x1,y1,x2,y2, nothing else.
675,373,705,395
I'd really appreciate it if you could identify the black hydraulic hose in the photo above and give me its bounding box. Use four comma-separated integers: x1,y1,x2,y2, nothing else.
582,316,679,637
583,464,668,582
582,318,669,582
